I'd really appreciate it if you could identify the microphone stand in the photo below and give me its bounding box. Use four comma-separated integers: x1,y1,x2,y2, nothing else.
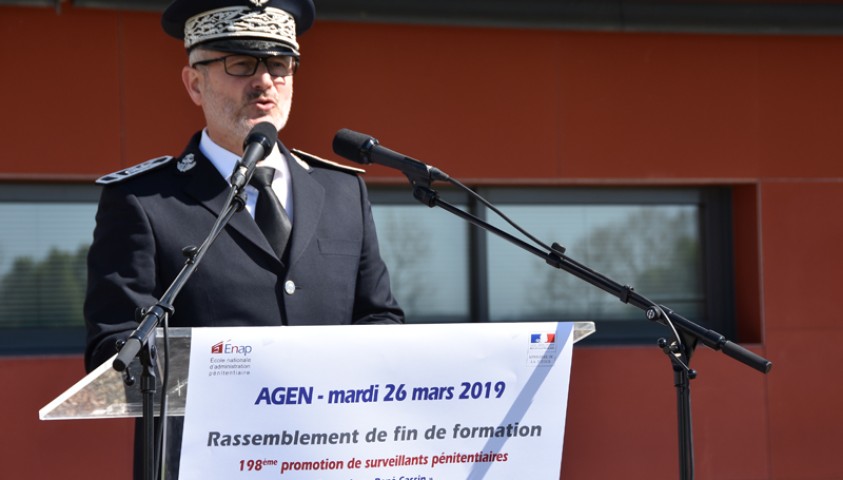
406,174,771,480
111,181,251,480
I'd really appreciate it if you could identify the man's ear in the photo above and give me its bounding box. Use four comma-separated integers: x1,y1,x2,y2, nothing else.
182,65,204,106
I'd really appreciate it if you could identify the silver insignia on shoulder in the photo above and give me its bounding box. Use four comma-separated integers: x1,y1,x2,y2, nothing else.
177,153,196,172
95,156,174,185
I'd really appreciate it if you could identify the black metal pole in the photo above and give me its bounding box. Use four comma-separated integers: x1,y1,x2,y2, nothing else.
673,342,695,480
139,339,159,480
676,364,694,480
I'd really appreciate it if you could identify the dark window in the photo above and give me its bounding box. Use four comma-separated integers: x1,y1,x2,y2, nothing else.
0,183,99,354
370,186,734,345
0,183,733,353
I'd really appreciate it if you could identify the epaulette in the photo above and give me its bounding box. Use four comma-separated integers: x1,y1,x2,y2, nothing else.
291,149,365,175
96,156,175,185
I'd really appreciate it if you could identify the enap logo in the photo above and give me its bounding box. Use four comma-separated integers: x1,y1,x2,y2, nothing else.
211,339,253,356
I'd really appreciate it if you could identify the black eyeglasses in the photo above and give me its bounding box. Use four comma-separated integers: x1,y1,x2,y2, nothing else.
191,54,300,78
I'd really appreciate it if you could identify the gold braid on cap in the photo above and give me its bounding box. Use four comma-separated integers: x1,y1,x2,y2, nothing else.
184,6,299,52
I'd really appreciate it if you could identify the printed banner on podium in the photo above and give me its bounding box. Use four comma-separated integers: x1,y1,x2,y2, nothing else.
179,322,579,480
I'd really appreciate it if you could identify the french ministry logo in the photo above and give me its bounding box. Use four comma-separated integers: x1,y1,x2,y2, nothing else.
531,333,556,344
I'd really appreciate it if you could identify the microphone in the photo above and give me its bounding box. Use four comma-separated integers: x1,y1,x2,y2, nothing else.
230,122,278,190
332,129,449,184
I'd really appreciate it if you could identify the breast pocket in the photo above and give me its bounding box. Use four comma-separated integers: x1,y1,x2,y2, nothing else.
317,238,361,256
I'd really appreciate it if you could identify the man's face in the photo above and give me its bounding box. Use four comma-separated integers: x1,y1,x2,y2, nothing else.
182,50,294,154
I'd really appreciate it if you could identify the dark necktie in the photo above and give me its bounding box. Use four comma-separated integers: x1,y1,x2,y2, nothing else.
249,166,292,260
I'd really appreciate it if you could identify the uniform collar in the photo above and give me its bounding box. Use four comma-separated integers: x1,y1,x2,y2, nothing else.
199,128,291,183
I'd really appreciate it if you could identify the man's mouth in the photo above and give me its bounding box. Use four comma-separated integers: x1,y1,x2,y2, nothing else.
252,97,277,110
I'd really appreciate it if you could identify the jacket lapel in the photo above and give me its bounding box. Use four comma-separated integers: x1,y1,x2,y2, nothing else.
287,152,325,267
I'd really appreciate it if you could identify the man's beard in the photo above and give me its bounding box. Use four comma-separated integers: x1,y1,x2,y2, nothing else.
205,86,292,150
232,92,292,140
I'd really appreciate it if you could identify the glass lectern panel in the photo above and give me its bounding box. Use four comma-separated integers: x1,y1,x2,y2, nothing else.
40,328,193,420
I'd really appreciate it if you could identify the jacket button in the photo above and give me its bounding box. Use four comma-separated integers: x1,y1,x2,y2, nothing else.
284,280,296,295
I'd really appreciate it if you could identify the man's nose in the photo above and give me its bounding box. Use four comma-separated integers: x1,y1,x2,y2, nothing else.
251,64,282,86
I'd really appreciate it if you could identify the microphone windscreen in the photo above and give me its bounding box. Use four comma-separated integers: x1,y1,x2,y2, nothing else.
332,129,376,164
244,121,279,151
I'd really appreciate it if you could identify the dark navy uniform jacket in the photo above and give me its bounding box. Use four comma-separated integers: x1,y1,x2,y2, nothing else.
84,132,404,371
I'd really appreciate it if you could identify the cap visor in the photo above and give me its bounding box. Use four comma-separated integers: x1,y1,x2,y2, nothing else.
194,38,299,56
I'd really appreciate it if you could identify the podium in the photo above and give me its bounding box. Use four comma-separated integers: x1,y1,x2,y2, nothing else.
41,322,595,479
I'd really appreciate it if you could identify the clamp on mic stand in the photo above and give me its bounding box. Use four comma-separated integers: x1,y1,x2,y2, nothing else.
658,333,697,480
407,173,771,480
111,179,251,480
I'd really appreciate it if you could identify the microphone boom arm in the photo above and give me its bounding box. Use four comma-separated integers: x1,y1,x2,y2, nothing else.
412,184,772,374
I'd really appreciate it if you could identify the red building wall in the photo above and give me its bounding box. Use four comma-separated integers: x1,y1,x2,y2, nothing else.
1,4,841,479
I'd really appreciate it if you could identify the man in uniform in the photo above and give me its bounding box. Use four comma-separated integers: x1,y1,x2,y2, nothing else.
83,0,404,476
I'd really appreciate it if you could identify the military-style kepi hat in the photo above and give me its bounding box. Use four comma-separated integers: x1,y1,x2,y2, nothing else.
161,0,316,56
